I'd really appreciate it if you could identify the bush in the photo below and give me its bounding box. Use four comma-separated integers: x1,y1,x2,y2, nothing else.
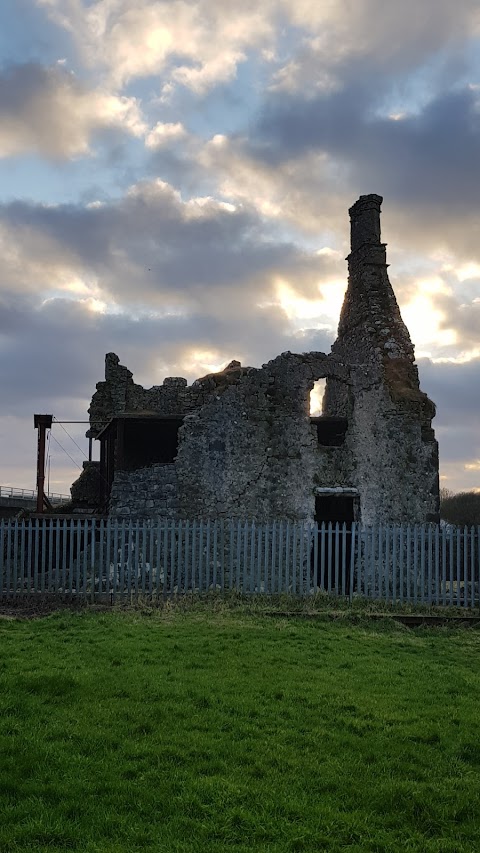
440,490,480,526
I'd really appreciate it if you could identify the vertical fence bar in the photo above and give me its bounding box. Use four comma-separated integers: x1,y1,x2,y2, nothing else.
19,521,25,598
68,519,75,597
82,520,88,599
4,520,9,597
426,526,432,606
383,524,390,603
420,526,425,604
349,522,356,604
190,520,197,594
291,523,297,595
456,528,461,607
449,526,454,606
334,523,340,595
228,520,234,590
391,525,397,605
298,523,304,597
119,521,126,602
148,522,154,597
15,522,21,598
434,525,440,606
399,525,404,603
278,521,284,593
249,521,256,595
263,521,269,594
341,523,347,597
177,520,183,594
213,520,218,592
204,520,210,592
319,523,325,592
463,527,468,609
155,520,162,600
5,521,12,599
198,521,204,593
89,519,94,599
27,520,33,597
54,519,60,598
1,522,7,597
256,522,262,593
241,520,248,594
74,519,81,598
220,520,225,592
33,520,40,595
364,524,370,598
441,526,447,606
124,521,131,599
285,521,291,593
170,519,176,596
141,522,147,596
371,523,377,599
46,519,53,595
406,525,411,602
97,519,104,601
326,523,332,594
376,524,382,601
413,526,418,606
235,520,241,591
184,521,190,595
107,519,118,603
133,521,139,600
271,522,277,595
470,527,475,609
162,520,168,600
40,519,47,594
163,518,169,598
312,522,318,593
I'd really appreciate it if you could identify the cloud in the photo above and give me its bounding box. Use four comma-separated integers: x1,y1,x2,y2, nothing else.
0,62,146,158
0,178,344,315
145,121,187,149
39,0,480,97
39,0,276,93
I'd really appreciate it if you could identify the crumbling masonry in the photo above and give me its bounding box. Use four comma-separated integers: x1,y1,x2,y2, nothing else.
73,195,439,525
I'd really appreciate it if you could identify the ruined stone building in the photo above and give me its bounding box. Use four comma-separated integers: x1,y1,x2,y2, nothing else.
73,195,439,525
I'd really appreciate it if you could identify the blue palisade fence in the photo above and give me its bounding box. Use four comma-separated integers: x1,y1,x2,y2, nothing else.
0,518,478,607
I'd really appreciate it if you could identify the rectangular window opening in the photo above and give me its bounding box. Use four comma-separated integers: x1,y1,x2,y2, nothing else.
312,417,348,447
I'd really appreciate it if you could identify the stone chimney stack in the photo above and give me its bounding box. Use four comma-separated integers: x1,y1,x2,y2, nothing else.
347,193,387,270
349,193,383,252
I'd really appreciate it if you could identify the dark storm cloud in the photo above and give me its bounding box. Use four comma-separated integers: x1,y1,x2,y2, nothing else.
0,183,340,304
256,83,480,211
419,358,480,429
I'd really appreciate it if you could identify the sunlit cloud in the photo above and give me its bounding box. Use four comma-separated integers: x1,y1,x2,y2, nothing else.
0,63,146,159
145,121,187,149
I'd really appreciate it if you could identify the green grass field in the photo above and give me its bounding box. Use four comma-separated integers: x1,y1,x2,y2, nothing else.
1,604,480,852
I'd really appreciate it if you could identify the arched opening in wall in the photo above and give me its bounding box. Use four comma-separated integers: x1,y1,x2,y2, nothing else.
310,379,326,415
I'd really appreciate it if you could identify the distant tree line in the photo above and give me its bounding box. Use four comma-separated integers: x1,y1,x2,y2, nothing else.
440,489,480,526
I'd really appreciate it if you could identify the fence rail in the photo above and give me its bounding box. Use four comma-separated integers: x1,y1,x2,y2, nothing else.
0,519,479,607
0,487,69,504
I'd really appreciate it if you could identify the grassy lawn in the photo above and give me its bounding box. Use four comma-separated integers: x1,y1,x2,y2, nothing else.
0,604,480,852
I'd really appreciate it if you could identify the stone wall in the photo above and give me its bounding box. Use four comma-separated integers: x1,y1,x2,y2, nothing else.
75,194,439,526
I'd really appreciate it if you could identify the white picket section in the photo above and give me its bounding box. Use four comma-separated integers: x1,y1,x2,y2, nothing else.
0,518,479,607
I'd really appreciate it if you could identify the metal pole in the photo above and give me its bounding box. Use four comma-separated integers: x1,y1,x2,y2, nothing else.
34,415,53,513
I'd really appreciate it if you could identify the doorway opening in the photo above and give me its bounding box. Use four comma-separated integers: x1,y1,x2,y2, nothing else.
312,492,357,595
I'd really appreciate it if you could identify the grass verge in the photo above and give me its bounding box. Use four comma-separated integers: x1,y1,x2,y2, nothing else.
0,606,479,851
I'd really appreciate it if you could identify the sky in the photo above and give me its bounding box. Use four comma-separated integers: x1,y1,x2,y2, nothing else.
1,0,480,497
